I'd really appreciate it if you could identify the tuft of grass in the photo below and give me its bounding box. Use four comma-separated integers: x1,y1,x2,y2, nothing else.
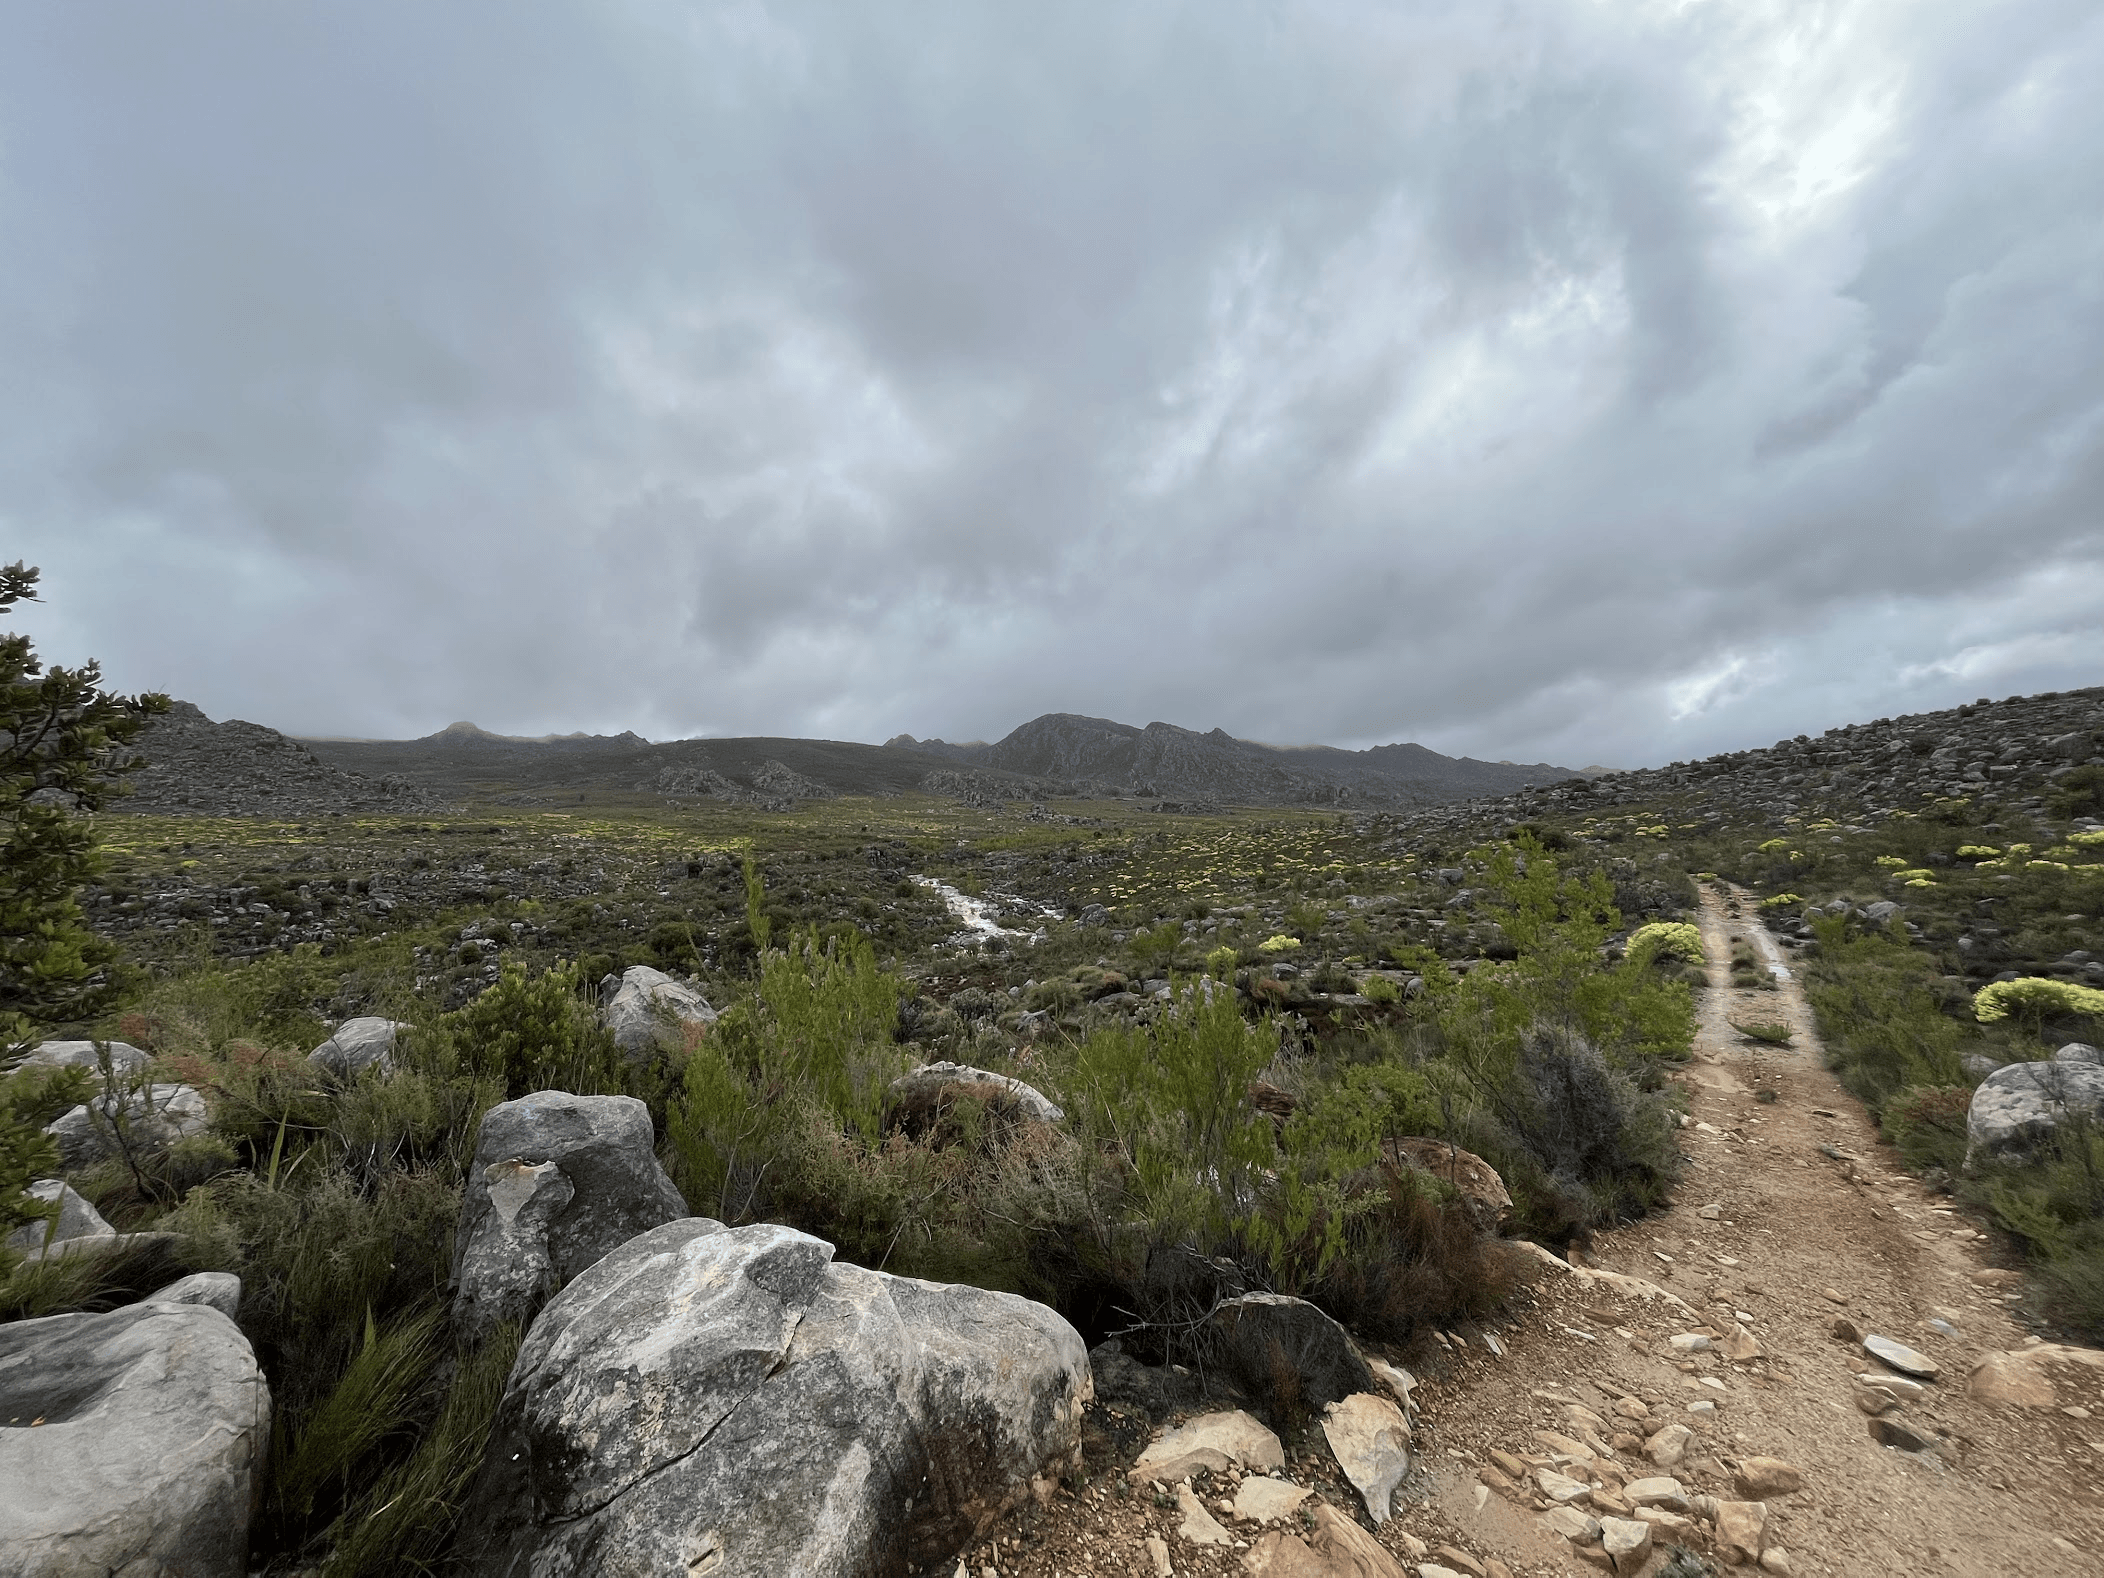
321,1321,522,1577
268,1305,446,1543
1731,1020,1795,1046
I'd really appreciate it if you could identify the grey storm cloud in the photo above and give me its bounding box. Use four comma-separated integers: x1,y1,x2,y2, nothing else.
3,0,2100,769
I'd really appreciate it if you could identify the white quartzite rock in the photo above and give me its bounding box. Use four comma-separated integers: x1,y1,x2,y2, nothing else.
459,1218,1090,1577
145,1271,244,1319
1321,1391,1412,1523
597,964,718,1057
0,1301,270,1578
885,1060,1065,1127
21,1039,151,1079
449,1090,689,1339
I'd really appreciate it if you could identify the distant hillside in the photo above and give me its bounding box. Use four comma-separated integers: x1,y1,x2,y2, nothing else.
119,706,1587,815
885,713,1585,807
118,703,442,816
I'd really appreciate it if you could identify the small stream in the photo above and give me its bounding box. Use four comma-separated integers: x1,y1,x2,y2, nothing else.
911,876,1058,946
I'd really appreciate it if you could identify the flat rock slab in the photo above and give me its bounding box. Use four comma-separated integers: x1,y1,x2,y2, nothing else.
0,1302,270,1578
1968,1343,2104,1409
1863,1334,1939,1379
1242,1504,1410,1578
1133,1409,1285,1482
1234,1476,1311,1522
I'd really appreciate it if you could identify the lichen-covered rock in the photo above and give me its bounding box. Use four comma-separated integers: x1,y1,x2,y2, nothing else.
307,1016,411,1079
449,1090,689,1340
597,964,718,1057
43,1083,209,1171
459,1219,1090,1577
0,1302,270,1578
1386,1137,1513,1231
1967,1059,2104,1156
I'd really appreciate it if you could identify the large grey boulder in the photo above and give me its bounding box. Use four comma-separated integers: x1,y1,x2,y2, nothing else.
21,1039,151,1080
598,964,718,1057
1968,1060,2104,1157
308,1016,411,1078
0,1301,270,1578
450,1090,688,1340
4,1179,114,1256
43,1083,210,1171
459,1219,1090,1577
884,1060,1065,1133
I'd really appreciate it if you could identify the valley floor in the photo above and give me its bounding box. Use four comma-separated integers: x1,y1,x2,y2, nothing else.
968,885,2104,1577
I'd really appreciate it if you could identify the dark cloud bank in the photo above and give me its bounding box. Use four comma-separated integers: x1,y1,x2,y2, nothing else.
4,1,2099,769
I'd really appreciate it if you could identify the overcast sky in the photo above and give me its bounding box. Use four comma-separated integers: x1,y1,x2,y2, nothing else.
4,2,2100,769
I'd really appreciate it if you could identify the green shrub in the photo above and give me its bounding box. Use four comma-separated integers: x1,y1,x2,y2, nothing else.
426,961,627,1102
1882,1085,1972,1174
1973,977,2104,1032
1802,916,1968,1112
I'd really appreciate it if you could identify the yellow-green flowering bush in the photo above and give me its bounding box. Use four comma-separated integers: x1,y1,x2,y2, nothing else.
1757,838,1790,854
1874,855,1908,869
1258,934,1300,954
1759,892,1802,908
1957,845,2001,859
2071,830,2104,849
1627,921,1704,965
1894,868,1934,882
1973,978,2104,1024
1904,878,1938,888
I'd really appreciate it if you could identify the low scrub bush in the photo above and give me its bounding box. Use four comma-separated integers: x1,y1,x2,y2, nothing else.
1802,916,1969,1114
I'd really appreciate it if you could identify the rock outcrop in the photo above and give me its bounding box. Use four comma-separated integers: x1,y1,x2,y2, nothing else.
449,1090,688,1340
1387,1137,1513,1232
0,1301,270,1578
460,1218,1090,1577
597,964,718,1057
21,1039,151,1079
